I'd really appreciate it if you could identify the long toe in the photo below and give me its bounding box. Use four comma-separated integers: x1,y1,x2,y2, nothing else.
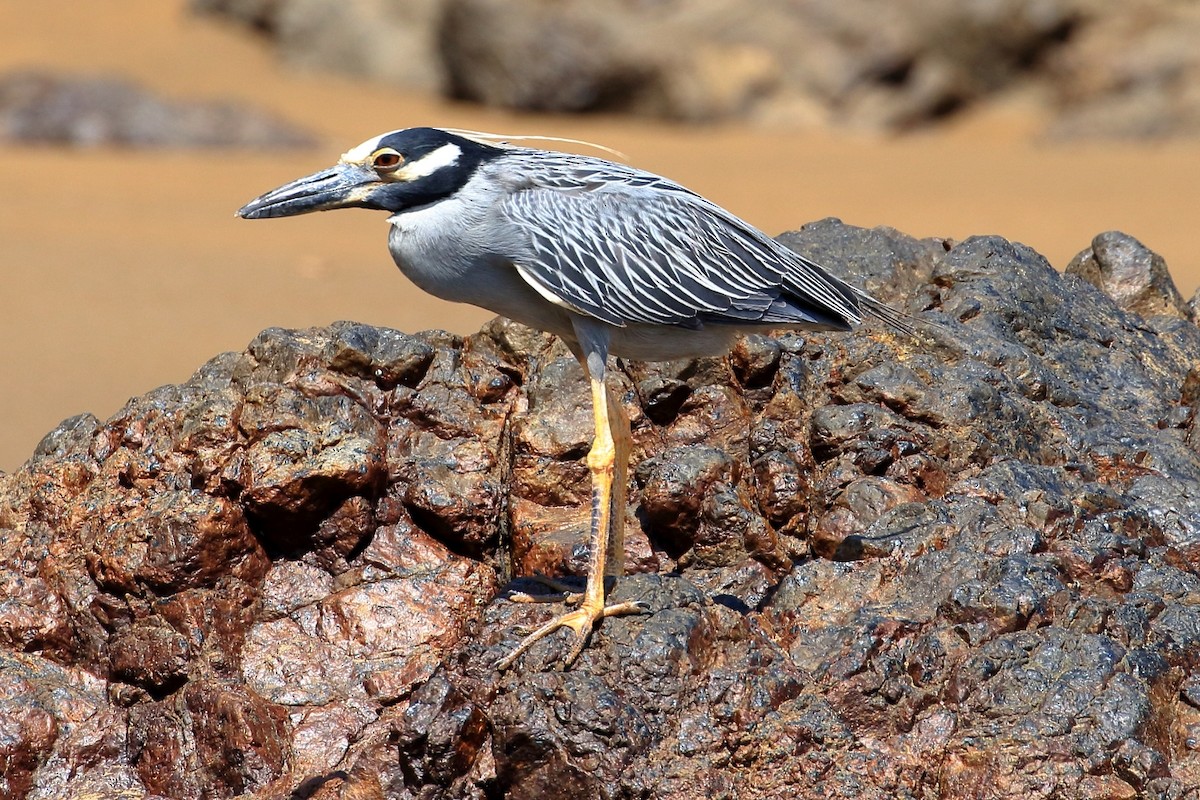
496,601,648,671
496,607,596,671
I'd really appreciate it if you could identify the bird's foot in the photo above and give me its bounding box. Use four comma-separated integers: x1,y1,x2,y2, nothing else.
496,598,649,670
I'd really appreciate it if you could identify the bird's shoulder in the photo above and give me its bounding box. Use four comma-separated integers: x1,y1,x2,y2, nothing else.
486,150,698,202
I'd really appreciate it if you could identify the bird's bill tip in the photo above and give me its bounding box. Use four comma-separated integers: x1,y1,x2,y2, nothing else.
236,197,300,220
236,164,375,220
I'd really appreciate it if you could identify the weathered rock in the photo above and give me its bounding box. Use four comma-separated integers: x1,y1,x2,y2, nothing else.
0,70,316,149
127,679,290,797
1067,230,1192,321
2,222,1199,798
0,669,58,799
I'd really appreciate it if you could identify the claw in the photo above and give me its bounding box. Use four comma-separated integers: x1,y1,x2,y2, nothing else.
496,600,648,671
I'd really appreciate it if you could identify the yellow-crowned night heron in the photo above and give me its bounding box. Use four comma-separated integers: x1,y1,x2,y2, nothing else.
238,127,904,669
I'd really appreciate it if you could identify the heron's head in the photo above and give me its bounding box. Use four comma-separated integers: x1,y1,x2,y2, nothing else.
236,127,503,219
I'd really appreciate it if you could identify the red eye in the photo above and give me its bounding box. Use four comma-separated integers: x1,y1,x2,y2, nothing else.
373,151,403,170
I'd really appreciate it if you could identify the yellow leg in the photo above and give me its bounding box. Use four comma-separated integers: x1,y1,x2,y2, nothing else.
497,374,647,670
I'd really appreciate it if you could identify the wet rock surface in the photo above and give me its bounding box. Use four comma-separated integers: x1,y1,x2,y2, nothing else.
1,226,1199,798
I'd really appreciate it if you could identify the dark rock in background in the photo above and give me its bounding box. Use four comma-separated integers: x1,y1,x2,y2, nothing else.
193,0,1200,139
194,0,447,94
1043,3,1200,140
2,224,1200,798
0,71,316,149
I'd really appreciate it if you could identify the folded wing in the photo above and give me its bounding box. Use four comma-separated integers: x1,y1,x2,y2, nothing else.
499,170,864,332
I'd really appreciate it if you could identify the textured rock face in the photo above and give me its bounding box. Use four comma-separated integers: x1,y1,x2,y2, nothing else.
2,221,1200,798
194,0,1200,138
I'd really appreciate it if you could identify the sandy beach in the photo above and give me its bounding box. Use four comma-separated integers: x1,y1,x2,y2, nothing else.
1,0,1197,470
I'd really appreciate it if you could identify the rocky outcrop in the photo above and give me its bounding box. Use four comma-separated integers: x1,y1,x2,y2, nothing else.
193,0,1200,138
1,221,1199,798
0,71,316,149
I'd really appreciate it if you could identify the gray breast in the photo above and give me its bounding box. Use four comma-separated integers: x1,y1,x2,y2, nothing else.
385,177,577,341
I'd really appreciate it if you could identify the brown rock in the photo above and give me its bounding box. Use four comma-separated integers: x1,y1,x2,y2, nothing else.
810,476,928,559
638,445,733,555
108,619,191,693
1067,230,1191,320
753,449,810,526
0,523,71,656
154,580,260,679
729,334,784,388
0,670,58,799
86,490,267,595
242,430,385,521
129,680,290,797
507,499,590,580
0,650,136,798
2,222,1200,798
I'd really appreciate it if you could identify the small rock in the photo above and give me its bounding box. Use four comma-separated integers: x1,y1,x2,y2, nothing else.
729,334,783,388
1066,231,1190,319
108,619,191,694
638,445,733,555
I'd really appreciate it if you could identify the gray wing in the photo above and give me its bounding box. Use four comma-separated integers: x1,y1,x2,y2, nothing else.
498,169,864,331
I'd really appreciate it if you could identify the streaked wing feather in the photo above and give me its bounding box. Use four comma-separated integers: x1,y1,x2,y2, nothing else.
498,154,865,330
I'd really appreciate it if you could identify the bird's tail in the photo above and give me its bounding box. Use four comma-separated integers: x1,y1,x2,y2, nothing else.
852,287,950,348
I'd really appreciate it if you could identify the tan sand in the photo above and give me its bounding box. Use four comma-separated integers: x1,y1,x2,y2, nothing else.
1,0,1197,470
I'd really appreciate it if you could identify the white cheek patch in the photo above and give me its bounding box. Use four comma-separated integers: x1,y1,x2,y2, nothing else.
395,143,462,181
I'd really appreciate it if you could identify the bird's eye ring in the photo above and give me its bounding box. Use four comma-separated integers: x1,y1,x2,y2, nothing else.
372,150,403,171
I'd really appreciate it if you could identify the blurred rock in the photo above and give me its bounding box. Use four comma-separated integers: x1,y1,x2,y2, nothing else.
1045,3,1200,140
195,0,1083,127
195,0,447,93
436,0,1083,127
2,229,1200,797
194,0,1200,139
191,0,283,33
0,71,316,149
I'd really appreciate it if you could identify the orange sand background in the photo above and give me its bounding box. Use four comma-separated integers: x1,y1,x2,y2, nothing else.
1,0,1197,470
